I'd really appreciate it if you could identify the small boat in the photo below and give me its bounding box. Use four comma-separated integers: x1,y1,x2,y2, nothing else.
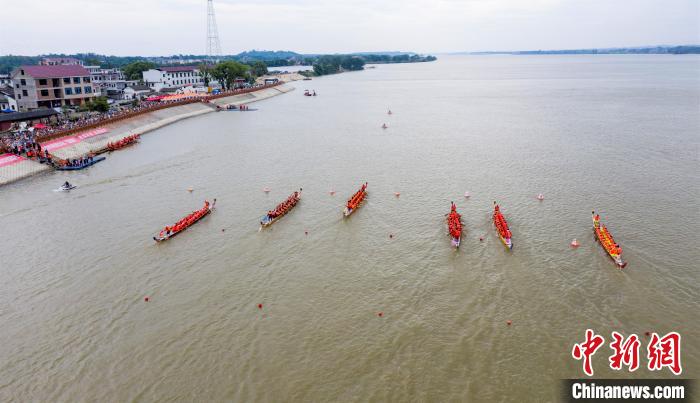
447,202,462,247
592,211,627,268
304,90,312,96
56,156,106,171
107,134,140,151
154,199,216,242
493,201,513,249
344,182,368,217
302,77,312,81
260,188,302,228
54,183,76,192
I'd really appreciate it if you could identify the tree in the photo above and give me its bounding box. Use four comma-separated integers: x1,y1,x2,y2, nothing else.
198,63,212,87
123,61,156,81
211,61,249,90
249,61,268,77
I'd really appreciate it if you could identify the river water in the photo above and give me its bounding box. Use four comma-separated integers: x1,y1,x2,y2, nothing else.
1,55,698,402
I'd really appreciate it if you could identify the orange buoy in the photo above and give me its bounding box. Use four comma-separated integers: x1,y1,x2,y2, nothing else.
394,192,400,197
506,320,512,326
329,190,336,195
187,188,193,192
570,238,579,247
257,303,263,309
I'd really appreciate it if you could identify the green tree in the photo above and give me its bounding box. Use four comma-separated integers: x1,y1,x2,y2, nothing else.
211,61,249,90
198,63,212,87
249,61,268,77
122,61,156,80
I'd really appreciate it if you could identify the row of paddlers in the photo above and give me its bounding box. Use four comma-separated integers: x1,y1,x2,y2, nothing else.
153,183,627,269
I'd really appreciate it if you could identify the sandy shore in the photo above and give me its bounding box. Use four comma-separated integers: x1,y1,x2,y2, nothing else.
0,84,295,186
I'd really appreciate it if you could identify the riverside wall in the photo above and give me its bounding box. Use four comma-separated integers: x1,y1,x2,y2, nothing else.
0,84,295,186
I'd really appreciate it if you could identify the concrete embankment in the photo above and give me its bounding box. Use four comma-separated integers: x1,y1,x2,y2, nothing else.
0,84,294,186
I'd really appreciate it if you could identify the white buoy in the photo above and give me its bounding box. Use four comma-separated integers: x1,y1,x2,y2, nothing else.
464,192,470,198
394,192,400,197
329,190,336,196
537,193,544,201
571,239,580,248
263,187,271,193
187,188,193,193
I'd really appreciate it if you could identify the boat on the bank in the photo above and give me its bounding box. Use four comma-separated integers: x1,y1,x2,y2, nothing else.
592,211,627,268
107,134,140,152
56,156,105,171
154,199,216,242
447,202,462,247
493,201,513,249
225,105,258,111
344,182,368,217
303,90,317,96
260,189,302,228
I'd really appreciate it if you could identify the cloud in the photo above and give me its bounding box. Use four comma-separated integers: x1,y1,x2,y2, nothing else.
0,0,697,55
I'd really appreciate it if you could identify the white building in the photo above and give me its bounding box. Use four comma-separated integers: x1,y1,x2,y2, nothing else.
142,66,204,92
123,85,152,100
86,66,128,99
0,86,18,112
0,74,11,87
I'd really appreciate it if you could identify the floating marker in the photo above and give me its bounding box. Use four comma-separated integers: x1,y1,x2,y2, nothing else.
305,230,308,235
329,190,336,196
394,192,400,197
221,228,225,232
377,312,384,317
263,187,271,193
570,238,579,247
507,320,512,326
645,331,651,336
479,237,484,242
537,193,544,201
257,303,263,309
464,192,470,198
389,234,393,239
144,297,149,302
187,188,193,192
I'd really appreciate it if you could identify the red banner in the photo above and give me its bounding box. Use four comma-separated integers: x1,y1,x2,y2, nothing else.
41,128,109,152
0,153,26,168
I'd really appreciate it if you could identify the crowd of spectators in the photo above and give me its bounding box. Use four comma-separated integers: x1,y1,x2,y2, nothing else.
1,82,275,154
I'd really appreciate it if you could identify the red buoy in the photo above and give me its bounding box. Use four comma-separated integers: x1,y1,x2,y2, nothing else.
479,237,484,242
506,320,512,325
144,297,149,302
257,303,263,309
305,230,308,235
645,331,651,336
377,312,383,317
389,234,393,239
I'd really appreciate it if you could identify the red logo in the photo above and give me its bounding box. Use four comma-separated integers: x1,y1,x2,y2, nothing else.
572,329,605,376
609,331,640,372
647,332,682,375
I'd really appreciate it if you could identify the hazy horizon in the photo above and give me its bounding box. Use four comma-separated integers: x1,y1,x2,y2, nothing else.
0,0,698,56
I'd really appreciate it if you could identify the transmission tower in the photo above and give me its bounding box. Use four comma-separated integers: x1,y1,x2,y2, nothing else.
206,0,222,59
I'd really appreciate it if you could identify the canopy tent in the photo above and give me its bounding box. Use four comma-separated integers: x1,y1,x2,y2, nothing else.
33,123,48,129
1,108,14,113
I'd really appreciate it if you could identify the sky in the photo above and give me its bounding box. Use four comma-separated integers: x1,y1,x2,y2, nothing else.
1,0,698,56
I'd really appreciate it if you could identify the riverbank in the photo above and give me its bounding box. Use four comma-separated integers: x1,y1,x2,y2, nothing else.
0,84,294,186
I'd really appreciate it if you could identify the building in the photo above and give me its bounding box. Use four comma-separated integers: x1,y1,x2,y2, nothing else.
86,66,128,99
11,65,98,111
123,85,152,100
0,87,18,112
0,74,11,86
39,57,83,66
142,66,204,92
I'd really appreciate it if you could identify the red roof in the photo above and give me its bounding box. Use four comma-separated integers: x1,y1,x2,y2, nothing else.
159,66,198,73
19,65,90,78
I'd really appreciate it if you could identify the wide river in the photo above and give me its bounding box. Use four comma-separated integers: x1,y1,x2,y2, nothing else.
1,55,698,402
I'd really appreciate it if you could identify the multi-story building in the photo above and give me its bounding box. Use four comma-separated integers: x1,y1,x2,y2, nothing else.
86,66,128,99
39,57,83,66
142,66,204,92
11,65,98,111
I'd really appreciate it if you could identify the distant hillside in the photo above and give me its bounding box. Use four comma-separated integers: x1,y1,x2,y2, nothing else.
460,45,700,55
235,50,303,61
